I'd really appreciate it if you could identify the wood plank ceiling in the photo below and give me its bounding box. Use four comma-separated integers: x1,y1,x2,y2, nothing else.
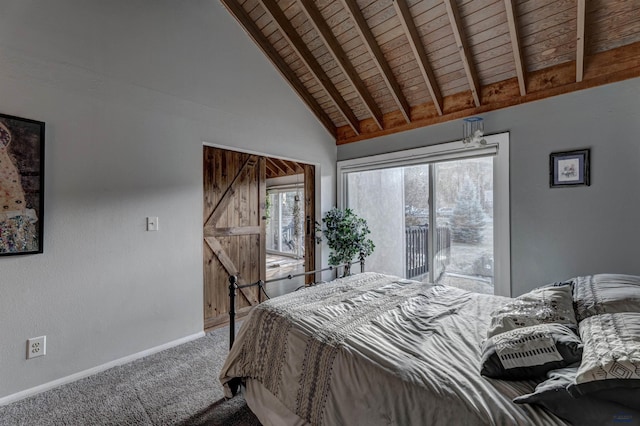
222,0,640,145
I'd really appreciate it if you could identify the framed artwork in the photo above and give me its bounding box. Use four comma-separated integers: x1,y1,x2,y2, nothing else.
549,149,590,188
0,113,45,255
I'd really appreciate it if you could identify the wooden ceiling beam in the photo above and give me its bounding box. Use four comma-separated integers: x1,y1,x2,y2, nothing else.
504,0,527,96
292,162,305,175
258,0,361,135
280,158,305,176
299,0,383,130
336,41,640,144
266,158,287,177
576,0,586,82
393,0,444,115
443,0,481,107
266,157,305,179
273,158,296,175
220,0,336,137
340,0,411,123
265,159,283,178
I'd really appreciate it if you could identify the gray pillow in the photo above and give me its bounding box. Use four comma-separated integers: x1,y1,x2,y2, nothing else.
514,365,640,426
572,274,640,322
487,283,577,338
480,323,582,380
568,312,640,396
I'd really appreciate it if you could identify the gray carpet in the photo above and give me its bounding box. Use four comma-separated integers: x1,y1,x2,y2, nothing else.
0,326,261,425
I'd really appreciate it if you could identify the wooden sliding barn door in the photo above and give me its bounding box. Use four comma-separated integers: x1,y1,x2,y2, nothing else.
203,147,266,329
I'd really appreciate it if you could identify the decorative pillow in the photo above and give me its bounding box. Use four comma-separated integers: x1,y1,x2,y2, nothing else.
568,312,640,396
480,323,583,380
514,365,640,425
487,284,577,338
572,274,640,322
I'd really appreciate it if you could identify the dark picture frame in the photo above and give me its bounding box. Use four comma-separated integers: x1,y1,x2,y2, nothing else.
549,149,590,188
0,112,45,255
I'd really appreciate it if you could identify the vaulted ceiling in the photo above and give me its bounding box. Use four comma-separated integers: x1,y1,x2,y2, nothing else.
222,0,640,145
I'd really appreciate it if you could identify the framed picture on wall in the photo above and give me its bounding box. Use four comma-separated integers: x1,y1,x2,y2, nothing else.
549,149,590,188
0,113,45,255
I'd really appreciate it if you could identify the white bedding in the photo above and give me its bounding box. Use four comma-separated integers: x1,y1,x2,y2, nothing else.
220,272,567,425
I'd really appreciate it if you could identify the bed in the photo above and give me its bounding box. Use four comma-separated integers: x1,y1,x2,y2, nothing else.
219,272,640,426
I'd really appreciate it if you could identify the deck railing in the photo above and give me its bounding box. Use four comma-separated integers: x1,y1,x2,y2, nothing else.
405,225,451,279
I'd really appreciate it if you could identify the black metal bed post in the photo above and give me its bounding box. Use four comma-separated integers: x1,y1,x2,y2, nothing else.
228,275,237,350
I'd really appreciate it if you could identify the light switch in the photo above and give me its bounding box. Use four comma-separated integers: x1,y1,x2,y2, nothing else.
147,217,159,231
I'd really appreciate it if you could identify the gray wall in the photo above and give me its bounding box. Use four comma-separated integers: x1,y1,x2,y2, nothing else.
0,0,335,399
339,78,640,296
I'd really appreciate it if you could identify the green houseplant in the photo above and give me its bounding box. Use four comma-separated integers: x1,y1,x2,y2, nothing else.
316,207,374,276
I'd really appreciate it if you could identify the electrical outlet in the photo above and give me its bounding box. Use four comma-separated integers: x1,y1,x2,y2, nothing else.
27,336,46,359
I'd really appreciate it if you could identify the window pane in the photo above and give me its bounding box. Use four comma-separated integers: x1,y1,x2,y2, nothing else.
266,189,304,257
434,157,494,293
347,168,405,277
279,192,295,254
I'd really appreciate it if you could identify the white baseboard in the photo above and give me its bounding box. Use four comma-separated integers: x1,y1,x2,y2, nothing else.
0,331,206,407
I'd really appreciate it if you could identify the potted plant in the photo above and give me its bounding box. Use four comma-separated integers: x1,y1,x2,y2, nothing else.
315,207,374,276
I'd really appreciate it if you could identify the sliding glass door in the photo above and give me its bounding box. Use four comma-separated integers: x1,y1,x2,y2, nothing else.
338,134,510,296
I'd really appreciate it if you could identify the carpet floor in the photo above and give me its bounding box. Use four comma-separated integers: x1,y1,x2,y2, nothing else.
0,326,261,425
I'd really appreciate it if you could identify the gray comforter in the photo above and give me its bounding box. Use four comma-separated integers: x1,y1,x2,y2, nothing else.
220,272,566,425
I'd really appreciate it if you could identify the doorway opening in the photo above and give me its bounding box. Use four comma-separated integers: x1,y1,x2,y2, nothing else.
264,158,309,298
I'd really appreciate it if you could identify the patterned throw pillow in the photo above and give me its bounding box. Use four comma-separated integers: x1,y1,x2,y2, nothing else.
568,312,640,396
572,274,640,322
487,284,577,339
480,323,583,380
